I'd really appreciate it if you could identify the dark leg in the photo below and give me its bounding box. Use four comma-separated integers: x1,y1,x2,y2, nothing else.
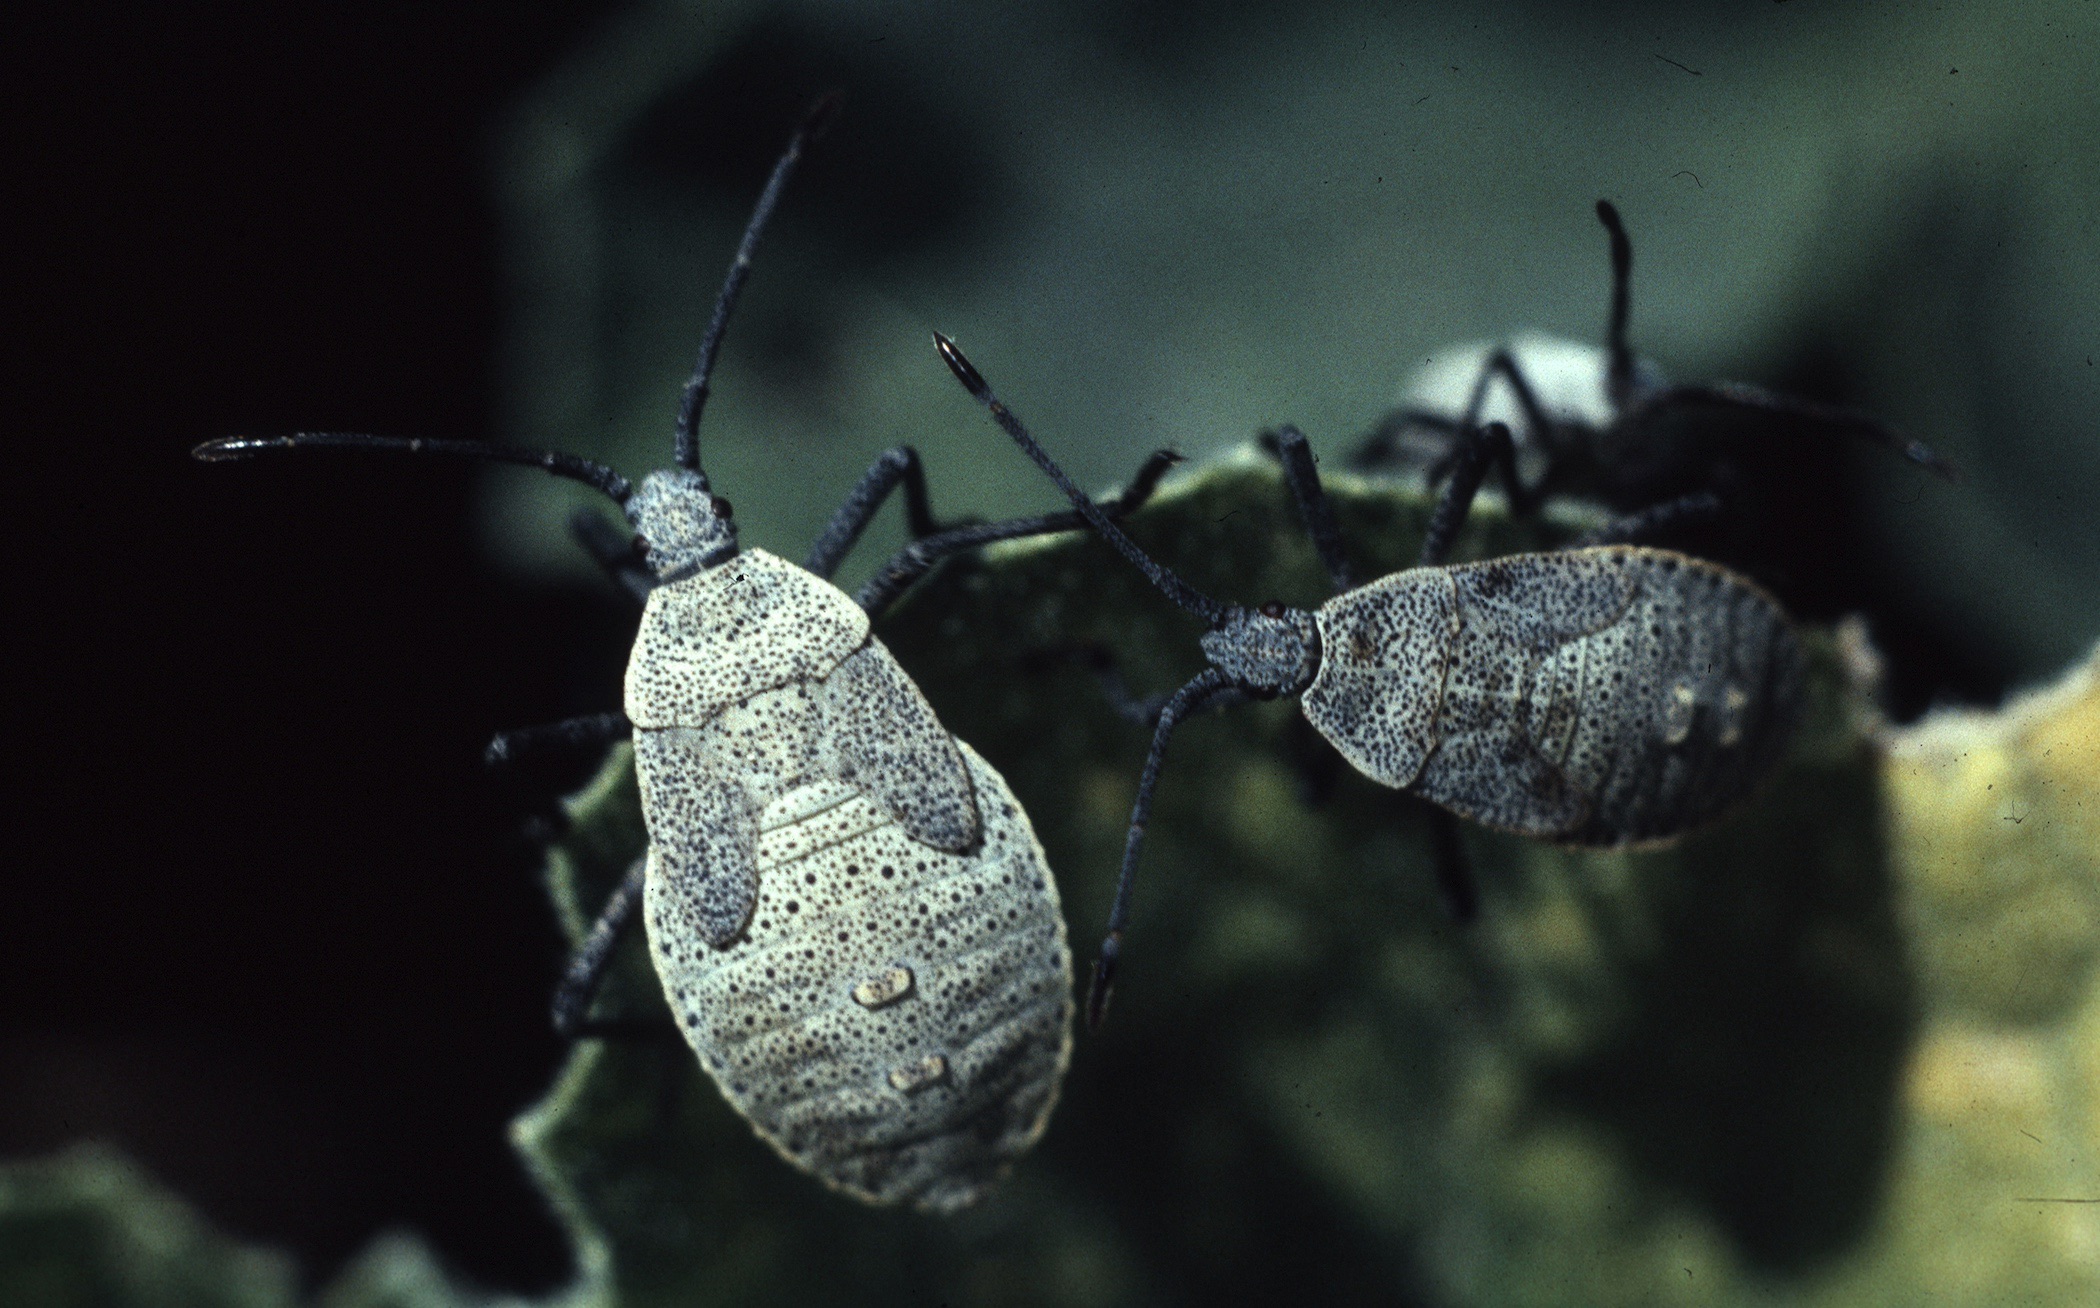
1352,352,1555,514
1425,806,1480,924
1616,382,1960,481
1086,667,1233,1029
485,711,631,767
1022,643,1176,726
854,450,1180,616
1595,200,1638,410
1451,351,1557,514
1566,490,1724,549
1418,422,1520,567
802,446,943,581
1262,425,1355,592
570,508,653,604
552,858,672,1040
1281,714,1345,808
1350,407,1467,471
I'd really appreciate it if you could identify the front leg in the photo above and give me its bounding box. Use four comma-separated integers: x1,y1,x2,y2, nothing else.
1261,425,1355,592
1418,422,1520,567
802,446,942,582
485,711,632,767
570,508,654,604
1450,349,1557,515
1021,643,1175,727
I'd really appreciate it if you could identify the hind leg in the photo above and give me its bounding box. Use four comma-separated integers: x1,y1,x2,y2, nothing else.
550,858,676,1041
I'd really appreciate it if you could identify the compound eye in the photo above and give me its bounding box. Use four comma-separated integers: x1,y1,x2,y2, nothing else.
711,496,735,520
1258,600,1287,619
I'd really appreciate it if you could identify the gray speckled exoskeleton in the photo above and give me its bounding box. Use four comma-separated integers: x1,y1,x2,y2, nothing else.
1349,200,1959,507
194,98,1176,1212
933,334,1810,1027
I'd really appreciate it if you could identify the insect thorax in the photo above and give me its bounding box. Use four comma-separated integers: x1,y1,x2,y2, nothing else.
627,467,738,577
1200,606,1322,697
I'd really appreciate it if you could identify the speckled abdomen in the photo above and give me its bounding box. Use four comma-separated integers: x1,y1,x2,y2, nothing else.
644,737,1070,1211
1304,546,1805,845
1525,550,1805,843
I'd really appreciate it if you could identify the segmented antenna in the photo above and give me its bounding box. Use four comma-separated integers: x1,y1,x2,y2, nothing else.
672,91,844,472
932,333,1228,626
1596,200,1636,408
192,433,634,503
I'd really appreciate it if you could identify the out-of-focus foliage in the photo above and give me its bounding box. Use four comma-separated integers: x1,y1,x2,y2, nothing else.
0,1146,512,1308
486,0,2099,691
0,1147,297,1308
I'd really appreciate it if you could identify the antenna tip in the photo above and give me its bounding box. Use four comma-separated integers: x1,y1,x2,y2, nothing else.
1084,932,1122,1030
1084,957,1116,1031
933,332,991,401
192,436,270,462
1595,198,1623,231
801,90,845,139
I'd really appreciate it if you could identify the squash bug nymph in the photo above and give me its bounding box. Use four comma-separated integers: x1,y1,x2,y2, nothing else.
196,97,1178,1211
1351,200,1960,509
935,333,1809,1028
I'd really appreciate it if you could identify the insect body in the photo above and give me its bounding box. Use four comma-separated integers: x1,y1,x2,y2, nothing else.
1299,546,1801,845
622,537,1072,1209
1350,201,1958,507
932,334,1806,1022
194,100,1176,1211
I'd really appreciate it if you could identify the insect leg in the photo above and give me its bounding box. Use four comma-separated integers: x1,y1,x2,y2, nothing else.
853,450,1180,617
552,857,670,1040
1425,806,1480,924
803,446,945,581
1595,199,1638,410
568,508,653,603
484,711,632,766
1279,713,1346,807
1453,351,1554,514
1616,382,1961,481
1349,406,1466,471
1087,667,1231,1029
1566,490,1725,549
1418,421,1519,567
1261,425,1356,592
1015,643,1173,725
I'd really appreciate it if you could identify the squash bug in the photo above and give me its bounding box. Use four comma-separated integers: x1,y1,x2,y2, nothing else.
195,97,1177,1211
934,333,1808,1027
1349,200,1959,510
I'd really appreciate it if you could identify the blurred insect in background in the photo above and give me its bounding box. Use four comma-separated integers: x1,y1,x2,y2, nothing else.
195,96,1176,1212
936,333,1813,1028
1349,200,1958,526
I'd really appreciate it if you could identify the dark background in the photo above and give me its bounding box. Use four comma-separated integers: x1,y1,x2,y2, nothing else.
9,4,621,1293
